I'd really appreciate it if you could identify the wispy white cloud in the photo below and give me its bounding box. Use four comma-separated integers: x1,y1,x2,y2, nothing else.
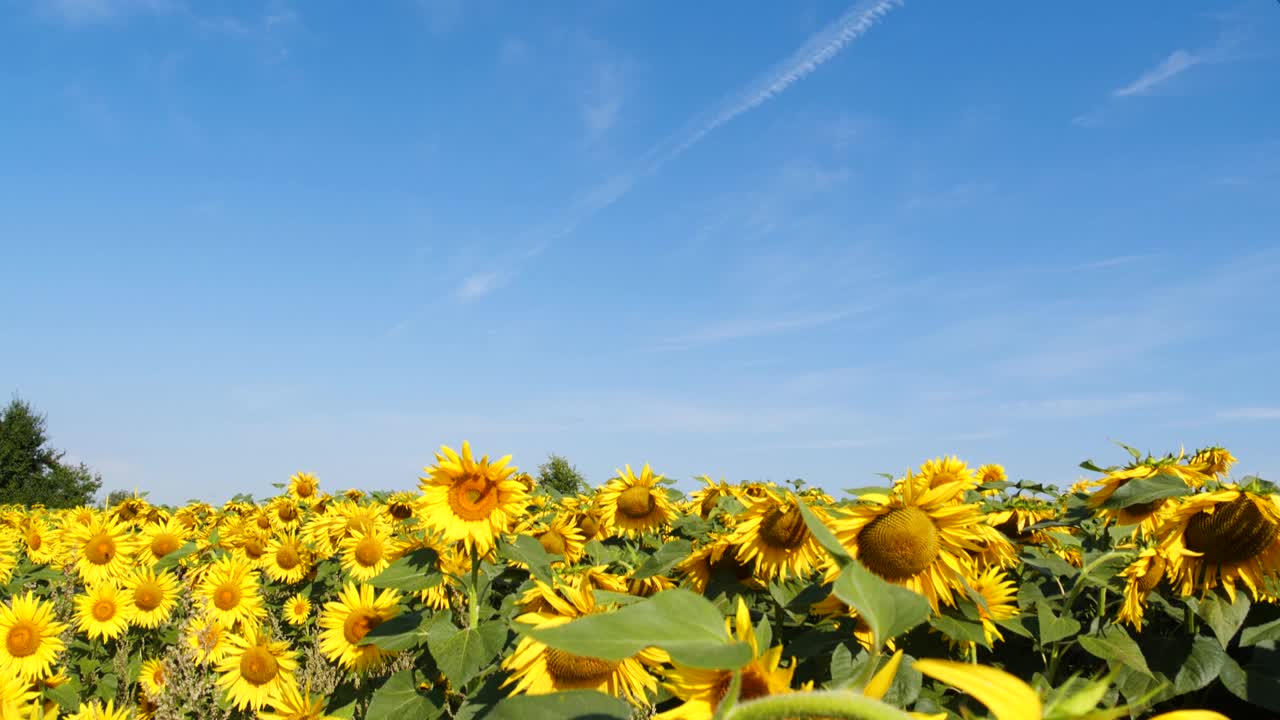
1001,392,1180,419
1216,407,1280,422
1113,49,1202,97
662,307,868,348
582,61,625,142
454,271,510,302
41,0,176,24
1073,254,1159,270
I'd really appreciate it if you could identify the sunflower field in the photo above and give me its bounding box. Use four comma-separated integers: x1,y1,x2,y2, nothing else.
1,443,1278,720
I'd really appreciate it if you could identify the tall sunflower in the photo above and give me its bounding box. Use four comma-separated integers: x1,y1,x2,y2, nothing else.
65,515,136,586
917,456,978,493
830,474,990,612
1158,487,1280,602
419,442,529,556
198,557,267,629
725,489,826,582
74,584,130,642
596,464,675,538
656,598,799,719
0,592,67,681
975,464,1007,496
318,582,403,673
215,626,299,711
288,472,320,503
122,567,180,629
502,583,661,704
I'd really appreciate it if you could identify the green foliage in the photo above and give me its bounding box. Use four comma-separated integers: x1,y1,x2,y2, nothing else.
0,396,102,507
536,453,587,496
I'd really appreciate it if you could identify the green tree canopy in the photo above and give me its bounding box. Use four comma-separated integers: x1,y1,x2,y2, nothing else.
536,453,588,496
0,397,102,507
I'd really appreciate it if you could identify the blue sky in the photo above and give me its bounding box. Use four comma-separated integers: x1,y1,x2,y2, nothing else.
3,1,1279,505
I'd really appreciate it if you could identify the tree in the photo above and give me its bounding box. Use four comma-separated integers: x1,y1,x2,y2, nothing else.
536,454,588,496
0,397,102,507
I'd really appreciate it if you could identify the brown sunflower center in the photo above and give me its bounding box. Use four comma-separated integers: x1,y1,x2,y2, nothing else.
710,550,755,582
389,503,413,520
276,545,302,570
759,506,808,550
239,646,279,686
214,585,241,611
543,648,617,683
1137,555,1166,593
447,475,501,522
1185,495,1279,566
576,513,601,539
243,537,267,559
856,507,941,580
85,533,116,565
294,480,316,498
255,517,272,530
5,621,39,658
134,581,164,611
342,611,382,644
713,667,773,708
277,505,298,522
92,599,117,621
26,531,42,551
617,487,656,519
150,533,181,559
353,536,384,567
538,529,568,556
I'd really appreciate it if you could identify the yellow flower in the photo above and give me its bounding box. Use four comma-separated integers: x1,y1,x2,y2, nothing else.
288,472,320,502
1158,488,1280,603
725,489,827,582
976,464,1008,496
419,442,529,556
338,526,401,582
139,658,166,699
917,456,978,493
0,673,40,720
967,568,1018,645
261,678,341,720
66,699,133,720
283,593,312,626
0,592,67,681
66,515,137,586
215,626,299,711
134,516,190,566
198,556,267,629
265,531,312,585
1118,548,1167,630
318,582,403,673
122,567,180,629
530,514,587,564
21,518,59,566
596,464,675,538
185,614,231,666
74,584,130,642
656,598,798,719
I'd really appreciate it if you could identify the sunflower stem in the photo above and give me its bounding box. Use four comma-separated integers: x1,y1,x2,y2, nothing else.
1063,550,1124,614
468,544,480,629
725,690,913,720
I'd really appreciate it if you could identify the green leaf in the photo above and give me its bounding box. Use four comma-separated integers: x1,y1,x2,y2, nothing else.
364,610,429,652
44,678,81,711
1194,590,1251,648
1036,602,1082,645
1174,636,1226,695
428,620,507,689
632,539,692,580
591,590,645,607
483,689,631,720
1241,647,1280,713
1078,625,1152,677
153,540,198,571
368,547,443,593
929,613,990,649
828,644,854,687
364,670,440,720
1241,616,1280,647
1096,473,1190,510
882,654,923,708
831,559,930,649
794,496,851,566
527,589,751,670
500,534,556,587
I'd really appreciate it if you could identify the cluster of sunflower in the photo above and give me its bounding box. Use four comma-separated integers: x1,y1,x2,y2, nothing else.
0,441,1270,719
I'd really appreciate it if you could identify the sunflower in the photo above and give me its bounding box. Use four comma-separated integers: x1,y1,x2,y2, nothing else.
385,491,418,522
0,592,67,681
288,472,320,502
502,583,661,704
65,515,136,586
596,464,675,538
986,500,1058,545
318,582,403,673
338,526,402,582
1118,548,1168,630
283,593,311,626
0,532,17,587
232,528,272,569
0,673,39,720
122,567,180,629
725,489,827,583
531,514,586,564
261,678,336,720
917,456,978,493
627,574,676,597
419,442,529,556
134,516,190,566
1159,488,1280,602
197,557,267,629
975,464,1007,496
139,658,166,699
656,598,799,719
830,473,991,612
1085,451,1210,512
677,537,760,593
688,475,736,519
215,626,299,711
265,532,312,585
74,584,130,642
21,518,59,566
66,699,133,720
966,567,1018,645
1188,446,1236,479
185,614,232,666
266,496,305,532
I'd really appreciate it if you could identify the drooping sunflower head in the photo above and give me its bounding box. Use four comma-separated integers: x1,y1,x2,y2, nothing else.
677,536,760,593
596,464,675,538
689,475,735,519
1160,488,1280,602
725,489,826,583
419,442,529,556
1118,548,1168,630
214,626,299,711
385,491,418,522
1189,446,1237,480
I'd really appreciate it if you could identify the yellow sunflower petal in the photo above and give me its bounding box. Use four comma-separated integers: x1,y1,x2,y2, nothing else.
863,649,904,701
913,659,1041,720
